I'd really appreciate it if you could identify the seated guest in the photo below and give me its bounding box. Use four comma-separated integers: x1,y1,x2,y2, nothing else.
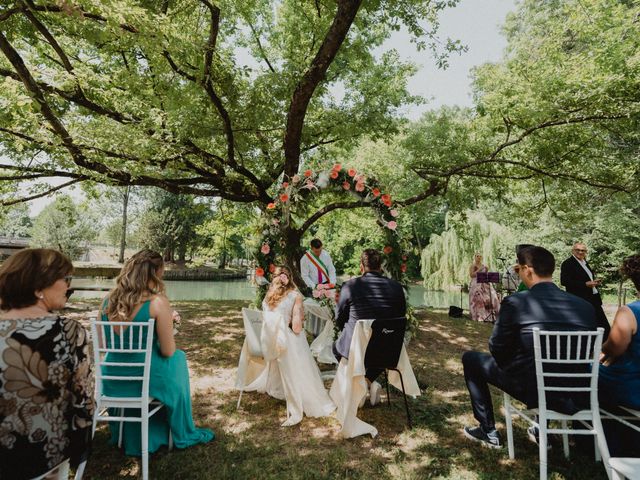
333,248,406,406
241,266,335,426
0,249,94,479
599,254,640,409
101,249,214,456
461,246,595,448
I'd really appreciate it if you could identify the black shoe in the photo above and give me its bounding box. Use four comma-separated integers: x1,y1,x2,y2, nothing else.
463,425,502,449
527,426,552,450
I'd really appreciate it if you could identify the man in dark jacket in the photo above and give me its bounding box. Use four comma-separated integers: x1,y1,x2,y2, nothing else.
461,246,596,448
333,248,406,405
560,242,610,340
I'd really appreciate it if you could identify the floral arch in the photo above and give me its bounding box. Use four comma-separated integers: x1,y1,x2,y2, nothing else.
254,163,408,292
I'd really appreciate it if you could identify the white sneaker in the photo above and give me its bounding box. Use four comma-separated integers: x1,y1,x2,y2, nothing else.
369,381,382,406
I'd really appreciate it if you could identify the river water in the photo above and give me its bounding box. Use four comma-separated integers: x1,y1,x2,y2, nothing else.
71,278,469,309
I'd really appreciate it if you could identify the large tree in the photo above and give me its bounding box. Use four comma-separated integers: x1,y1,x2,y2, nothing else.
1,0,639,282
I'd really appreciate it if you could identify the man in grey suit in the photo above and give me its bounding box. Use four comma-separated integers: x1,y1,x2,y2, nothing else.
461,246,596,449
333,248,406,406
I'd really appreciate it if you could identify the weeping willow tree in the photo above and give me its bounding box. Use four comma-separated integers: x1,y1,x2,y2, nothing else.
420,211,519,290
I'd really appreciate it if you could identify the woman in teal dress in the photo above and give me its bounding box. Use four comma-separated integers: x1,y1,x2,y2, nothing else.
101,249,214,456
599,254,640,409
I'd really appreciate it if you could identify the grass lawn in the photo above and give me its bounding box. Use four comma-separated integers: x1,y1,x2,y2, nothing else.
67,300,609,479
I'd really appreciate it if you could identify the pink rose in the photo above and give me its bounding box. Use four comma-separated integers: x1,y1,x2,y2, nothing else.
355,182,365,192
342,181,351,190
386,221,397,231
312,289,322,298
390,209,398,217
261,243,270,254
303,180,315,189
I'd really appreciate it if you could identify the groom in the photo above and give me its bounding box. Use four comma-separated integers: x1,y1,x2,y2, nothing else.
333,248,406,406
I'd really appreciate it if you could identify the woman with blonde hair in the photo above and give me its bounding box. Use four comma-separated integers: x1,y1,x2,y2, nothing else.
468,253,500,322
101,249,213,457
240,266,335,426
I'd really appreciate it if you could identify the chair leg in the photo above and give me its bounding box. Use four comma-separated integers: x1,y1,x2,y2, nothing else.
561,420,569,459
237,366,248,410
503,393,515,460
539,418,548,480
393,369,412,429
118,408,124,448
141,416,149,480
385,370,391,407
74,460,86,480
592,411,611,478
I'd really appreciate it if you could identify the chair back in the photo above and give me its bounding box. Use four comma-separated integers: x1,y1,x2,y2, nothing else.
364,317,407,370
242,308,264,358
90,317,156,401
532,327,604,413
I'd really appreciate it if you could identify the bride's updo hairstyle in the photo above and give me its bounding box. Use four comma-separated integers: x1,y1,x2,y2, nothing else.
264,266,295,310
620,254,640,292
107,249,165,322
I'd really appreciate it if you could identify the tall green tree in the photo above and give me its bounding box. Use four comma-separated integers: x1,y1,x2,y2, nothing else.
29,194,96,258
0,202,31,237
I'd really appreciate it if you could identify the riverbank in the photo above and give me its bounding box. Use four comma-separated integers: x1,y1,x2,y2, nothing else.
67,300,607,479
71,263,247,280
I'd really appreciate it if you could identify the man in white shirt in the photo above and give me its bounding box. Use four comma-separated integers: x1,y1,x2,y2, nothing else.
560,242,610,340
300,238,337,290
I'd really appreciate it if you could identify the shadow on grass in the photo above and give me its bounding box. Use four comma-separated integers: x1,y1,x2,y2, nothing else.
65,301,609,480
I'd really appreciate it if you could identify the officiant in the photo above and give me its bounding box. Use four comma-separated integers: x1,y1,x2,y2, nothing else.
300,238,337,289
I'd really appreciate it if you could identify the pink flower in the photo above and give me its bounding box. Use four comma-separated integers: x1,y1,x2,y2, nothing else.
282,182,289,189
312,289,322,298
269,263,276,273
390,209,398,217
401,264,407,273
272,219,280,226
342,181,351,190
355,182,365,192
386,221,397,231
354,174,365,183
267,202,276,210
260,243,270,255
303,180,315,190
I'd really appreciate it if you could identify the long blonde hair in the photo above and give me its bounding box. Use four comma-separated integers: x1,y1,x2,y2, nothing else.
264,266,295,309
107,249,165,322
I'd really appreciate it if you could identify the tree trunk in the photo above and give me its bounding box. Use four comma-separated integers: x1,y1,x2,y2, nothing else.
282,227,307,294
118,186,130,263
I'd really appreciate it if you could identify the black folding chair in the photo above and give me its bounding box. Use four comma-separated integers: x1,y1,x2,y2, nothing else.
364,317,412,428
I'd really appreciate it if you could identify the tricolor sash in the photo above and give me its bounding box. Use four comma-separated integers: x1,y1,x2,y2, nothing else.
305,250,330,284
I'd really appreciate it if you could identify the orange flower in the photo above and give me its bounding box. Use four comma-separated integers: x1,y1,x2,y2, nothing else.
267,202,276,209
400,264,407,273
372,187,381,197
348,168,357,177
269,263,276,273
330,170,339,179
332,163,342,171
304,169,313,177
256,267,265,277
279,193,289,202
381,193,391,204
342,181,351,190
383,245,393,254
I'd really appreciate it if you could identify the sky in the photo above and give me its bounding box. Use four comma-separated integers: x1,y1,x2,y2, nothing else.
26,0,516,215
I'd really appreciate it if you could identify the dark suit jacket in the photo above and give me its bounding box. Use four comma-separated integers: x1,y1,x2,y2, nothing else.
334,271,406,359
489,282,596,410
560,255,603,306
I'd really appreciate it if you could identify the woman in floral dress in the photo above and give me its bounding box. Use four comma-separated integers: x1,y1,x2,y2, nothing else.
468,253,500,322
0,249,94,480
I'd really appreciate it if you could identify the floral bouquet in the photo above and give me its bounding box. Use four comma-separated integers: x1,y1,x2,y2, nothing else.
311,283,337,314
172,310,182,335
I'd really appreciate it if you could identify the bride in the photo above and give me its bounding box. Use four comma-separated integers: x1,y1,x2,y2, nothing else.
244,266,335,426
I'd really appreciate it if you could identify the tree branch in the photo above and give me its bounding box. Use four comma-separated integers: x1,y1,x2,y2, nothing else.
1,178,83,206
283,0,363,178
247,20,275,73
299,198,369,235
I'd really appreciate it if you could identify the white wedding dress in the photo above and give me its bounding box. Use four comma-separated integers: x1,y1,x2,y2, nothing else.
244,291,335,426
